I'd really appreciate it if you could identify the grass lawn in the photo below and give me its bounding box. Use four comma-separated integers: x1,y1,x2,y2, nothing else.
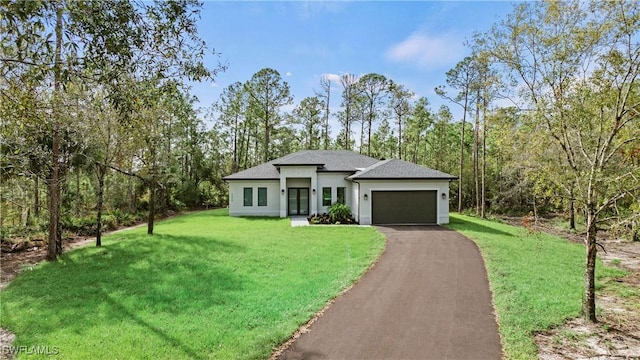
447,214,625,360
0,209,385,359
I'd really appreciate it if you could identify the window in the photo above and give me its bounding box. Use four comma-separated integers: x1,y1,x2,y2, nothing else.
322,187,331,206
243,187,253,206
337,187,346,204
258,187,267,206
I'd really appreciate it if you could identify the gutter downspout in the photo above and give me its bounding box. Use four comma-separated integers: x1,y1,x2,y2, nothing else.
352,179,361,224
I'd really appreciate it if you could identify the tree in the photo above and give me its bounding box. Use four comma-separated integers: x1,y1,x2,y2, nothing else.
436,56,477,213
405,97,433,164
244,68,293,162
357,73,388,156
1,0,221,253
483,0,640,322
216,82,247,173
388,80,414,159
315,75,333,150
292,96,325,149
337,73,359,150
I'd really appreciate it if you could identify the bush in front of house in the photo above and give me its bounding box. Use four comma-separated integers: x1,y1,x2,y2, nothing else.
308,203,357,225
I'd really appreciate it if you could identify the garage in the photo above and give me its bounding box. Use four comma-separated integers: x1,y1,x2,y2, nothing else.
371,190,438,225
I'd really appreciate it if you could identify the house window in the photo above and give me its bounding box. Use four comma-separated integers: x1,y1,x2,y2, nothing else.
337,187,346,204
322,187,331,206
243,187,253,206
258,187,267,206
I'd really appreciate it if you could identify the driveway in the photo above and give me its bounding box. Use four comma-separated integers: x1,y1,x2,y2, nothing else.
276,226,502,360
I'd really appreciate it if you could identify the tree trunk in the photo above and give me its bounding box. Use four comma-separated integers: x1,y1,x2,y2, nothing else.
147,179,155,235
47,0,63,261
584,206,598,322
481,99,487,218
367,115,373,156
360,121,365,154
569,187,576,230
325,84,331,150
263,109,270,163
473,97,480,215
232,114,239,173
75,169,81,216
95,166,105,247
34,176,40,218
458,94,468,213
398,117,402,160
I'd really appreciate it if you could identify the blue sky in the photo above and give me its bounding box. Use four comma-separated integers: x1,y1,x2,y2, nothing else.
190,1,516,127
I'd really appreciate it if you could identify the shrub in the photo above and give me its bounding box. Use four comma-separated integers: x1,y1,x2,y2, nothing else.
328,203,352,223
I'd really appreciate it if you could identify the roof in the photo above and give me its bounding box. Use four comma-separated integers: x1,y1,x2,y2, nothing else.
347,159,458,180
223,150,380,180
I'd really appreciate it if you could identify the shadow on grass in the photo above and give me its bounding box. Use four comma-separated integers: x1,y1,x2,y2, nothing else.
1,233,246,359
448,215,516,237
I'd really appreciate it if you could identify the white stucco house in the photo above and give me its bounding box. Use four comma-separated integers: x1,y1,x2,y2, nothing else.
222,150,458,225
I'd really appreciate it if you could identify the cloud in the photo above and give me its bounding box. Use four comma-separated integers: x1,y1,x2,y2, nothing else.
386,32,464,68
286,71,292,77
322,73,341,83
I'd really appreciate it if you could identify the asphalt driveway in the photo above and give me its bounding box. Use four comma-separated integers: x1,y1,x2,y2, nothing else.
276,226,502,360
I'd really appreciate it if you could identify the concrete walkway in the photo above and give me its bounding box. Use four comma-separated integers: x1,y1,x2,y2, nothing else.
276,226,502,360
290,216,310,227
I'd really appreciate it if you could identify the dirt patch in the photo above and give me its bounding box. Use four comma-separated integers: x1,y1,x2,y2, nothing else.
497,215,640,359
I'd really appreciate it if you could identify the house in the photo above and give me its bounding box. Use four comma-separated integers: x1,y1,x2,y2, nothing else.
222,150,458,225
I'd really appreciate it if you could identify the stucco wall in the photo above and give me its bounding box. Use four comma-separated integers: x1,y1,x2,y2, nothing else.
355,180,452,225
228,180,280,216
279,166,318,217
315,172,353,215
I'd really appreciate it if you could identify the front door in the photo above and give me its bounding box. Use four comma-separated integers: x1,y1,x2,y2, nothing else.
288,188,309,216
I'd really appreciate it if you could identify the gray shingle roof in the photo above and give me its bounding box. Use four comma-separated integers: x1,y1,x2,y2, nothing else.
347,159,458,180
222,150,380,180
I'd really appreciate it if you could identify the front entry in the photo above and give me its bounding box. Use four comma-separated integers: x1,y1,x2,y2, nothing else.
288,188,309,216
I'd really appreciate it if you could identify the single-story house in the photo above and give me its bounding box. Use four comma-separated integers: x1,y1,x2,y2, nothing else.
222,150,458,225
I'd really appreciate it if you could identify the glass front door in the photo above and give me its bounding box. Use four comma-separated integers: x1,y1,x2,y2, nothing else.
288,188,309,216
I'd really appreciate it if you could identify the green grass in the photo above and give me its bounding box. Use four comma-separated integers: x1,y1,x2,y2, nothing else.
446,213,625,360
0,209,385,359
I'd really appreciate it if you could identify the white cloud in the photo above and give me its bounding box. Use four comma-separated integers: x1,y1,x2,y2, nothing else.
286,71,292,77
386,32,464,68
209,82,220,88
322,73,341,83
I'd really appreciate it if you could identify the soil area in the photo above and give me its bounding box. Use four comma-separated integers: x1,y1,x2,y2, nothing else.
500,215,640,360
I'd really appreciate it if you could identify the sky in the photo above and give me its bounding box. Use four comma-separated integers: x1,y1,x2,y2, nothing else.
189,1,516,129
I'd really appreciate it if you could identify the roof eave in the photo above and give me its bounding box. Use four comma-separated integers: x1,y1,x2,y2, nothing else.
348,176,459,180
222,177,280,181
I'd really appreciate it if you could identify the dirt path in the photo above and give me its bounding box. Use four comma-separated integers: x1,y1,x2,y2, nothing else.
275,226,502,360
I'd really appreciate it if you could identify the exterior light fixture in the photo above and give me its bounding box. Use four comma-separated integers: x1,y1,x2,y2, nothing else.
441,193,446,200
281,189,285,194
363,193,368,201
312,188,316,194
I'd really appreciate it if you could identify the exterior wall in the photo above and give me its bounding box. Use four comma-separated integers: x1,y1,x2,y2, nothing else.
279,166,318,217
228,180,280,216
315,173,353,215
355,180,452,225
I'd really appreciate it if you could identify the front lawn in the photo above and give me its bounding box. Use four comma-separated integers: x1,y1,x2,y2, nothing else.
447,214,625,360
0,209,385,359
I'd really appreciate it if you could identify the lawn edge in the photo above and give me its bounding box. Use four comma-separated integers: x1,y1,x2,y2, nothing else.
449,225,507,360
268,228,388,360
